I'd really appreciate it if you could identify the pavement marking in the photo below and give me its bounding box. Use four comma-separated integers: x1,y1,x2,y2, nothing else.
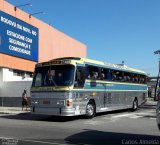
95,111,156,121
149,117,156,120
0,137,15,139
84,116,121,125
0,137,68,145
111,113,133,119
23,139,68,145
129,116,143,119
84,120,99,125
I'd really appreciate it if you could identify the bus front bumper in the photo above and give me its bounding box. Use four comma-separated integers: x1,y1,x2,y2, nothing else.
31,107,77,116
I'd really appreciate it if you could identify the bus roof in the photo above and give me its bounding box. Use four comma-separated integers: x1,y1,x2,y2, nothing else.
41,57,147,75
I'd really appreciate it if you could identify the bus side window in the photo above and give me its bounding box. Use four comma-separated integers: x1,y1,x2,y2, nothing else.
90,71,95,79
112,71,117,81
140,75,146,84
86,66,90,79
86,65,100,80
100,68,106,80
106,69,112,80
134,75,139,83
100,73,105,80
123,72,131,82
74,66,85,88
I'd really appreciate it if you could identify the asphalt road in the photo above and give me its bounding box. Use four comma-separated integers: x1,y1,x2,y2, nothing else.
0,100,159,145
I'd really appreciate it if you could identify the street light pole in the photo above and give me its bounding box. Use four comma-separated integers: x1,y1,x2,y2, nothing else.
14,3,32,11
154,50,160,72
154,50,160,100
29,11,45,18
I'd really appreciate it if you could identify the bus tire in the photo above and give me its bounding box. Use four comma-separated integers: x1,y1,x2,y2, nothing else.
85,101,96,119
132,98,138,111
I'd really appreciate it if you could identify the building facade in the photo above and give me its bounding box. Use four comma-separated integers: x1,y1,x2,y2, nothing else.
0,0,87,106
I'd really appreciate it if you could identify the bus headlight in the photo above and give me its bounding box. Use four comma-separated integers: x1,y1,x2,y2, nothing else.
56,100,65,106
31,100,39,105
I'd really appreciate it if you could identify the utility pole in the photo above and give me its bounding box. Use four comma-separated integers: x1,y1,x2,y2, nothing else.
154,50,160,100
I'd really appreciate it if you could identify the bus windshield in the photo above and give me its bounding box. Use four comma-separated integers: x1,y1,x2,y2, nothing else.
32,65,75,87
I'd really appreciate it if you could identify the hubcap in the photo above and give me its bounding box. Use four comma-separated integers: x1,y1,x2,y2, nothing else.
87,104,94,116
134,100,137,109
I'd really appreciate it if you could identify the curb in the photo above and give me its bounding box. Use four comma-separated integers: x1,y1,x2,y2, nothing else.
0,107,30,114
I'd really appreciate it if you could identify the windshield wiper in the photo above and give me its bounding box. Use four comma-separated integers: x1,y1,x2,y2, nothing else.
52,79,57,87
48,78,57,87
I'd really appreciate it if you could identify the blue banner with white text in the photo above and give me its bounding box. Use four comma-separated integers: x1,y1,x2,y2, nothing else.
0,11,38,61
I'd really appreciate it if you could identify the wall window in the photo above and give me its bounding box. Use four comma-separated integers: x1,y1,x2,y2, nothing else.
13,69,33,78
13,70,25,77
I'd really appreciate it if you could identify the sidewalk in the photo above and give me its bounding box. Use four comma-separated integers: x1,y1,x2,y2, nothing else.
0,107,30,114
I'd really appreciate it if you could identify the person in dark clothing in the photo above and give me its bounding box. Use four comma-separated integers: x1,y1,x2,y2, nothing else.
22,89,29,111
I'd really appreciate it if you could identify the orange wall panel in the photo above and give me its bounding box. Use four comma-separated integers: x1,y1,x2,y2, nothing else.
0,54,36,71
0,0,2,10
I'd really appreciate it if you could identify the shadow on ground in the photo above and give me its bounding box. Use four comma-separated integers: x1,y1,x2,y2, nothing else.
14,129,160,145
64,129,160,145
0,113,85,122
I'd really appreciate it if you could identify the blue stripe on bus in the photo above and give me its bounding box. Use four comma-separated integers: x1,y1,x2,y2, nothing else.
84,83,147,91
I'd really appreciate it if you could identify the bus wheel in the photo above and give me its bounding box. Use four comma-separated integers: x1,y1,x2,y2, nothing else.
85,101,95,119
132,98,138,111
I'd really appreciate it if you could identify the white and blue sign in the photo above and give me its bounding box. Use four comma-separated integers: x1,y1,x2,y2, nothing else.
0,11,38,61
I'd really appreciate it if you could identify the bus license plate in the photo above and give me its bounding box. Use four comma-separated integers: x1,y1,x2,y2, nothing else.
43,100,50,104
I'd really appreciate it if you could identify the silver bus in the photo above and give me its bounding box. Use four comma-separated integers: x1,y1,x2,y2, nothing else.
30,57,148,118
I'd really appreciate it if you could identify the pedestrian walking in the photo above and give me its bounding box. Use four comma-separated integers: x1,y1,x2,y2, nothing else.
22,89,29,111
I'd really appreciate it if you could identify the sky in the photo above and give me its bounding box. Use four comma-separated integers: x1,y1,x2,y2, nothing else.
6,0,160,76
